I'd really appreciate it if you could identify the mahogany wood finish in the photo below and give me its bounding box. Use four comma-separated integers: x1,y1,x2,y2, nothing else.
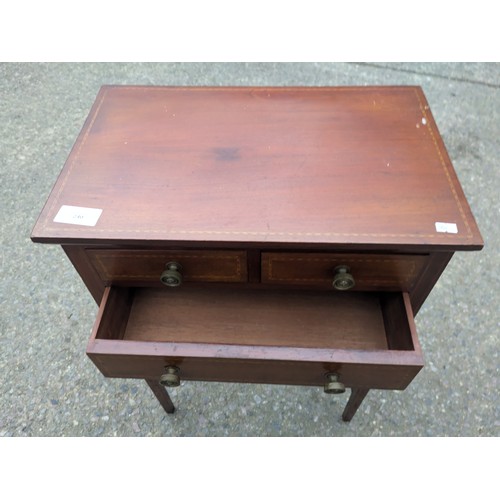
86,249,247,284
87,287,423,390
32,86,483,422
409,252,454,314
262,252,428,291
342,389,370,422
145,379,175,414
31,86,483,251
63,246,105,303
123,288,390,349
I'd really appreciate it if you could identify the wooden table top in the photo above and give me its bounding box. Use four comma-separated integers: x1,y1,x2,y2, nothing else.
31,85,483,251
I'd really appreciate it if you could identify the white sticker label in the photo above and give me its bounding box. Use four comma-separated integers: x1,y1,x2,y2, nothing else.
54,205,103,227
435,222,458,234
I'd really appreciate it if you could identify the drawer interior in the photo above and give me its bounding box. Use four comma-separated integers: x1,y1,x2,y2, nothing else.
93,287,417,352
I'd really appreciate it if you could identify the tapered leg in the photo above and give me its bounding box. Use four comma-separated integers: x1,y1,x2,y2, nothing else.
145,379,175,414
342,388,369,422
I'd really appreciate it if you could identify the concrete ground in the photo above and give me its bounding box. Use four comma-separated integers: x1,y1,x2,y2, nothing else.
0,62,498,436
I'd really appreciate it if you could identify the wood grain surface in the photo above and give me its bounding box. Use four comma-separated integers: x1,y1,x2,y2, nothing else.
123,287,389,350
31,86,483,250
86,287,423,390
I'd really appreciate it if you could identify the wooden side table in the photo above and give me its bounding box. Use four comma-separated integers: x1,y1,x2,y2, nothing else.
31,86,483,421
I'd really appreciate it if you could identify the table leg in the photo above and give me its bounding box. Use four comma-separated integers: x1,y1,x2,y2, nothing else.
342,388,369,422
145,379,175,414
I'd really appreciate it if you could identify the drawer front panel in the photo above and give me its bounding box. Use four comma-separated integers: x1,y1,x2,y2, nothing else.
88,349,422,390
261,252,428,291
86,249,247,284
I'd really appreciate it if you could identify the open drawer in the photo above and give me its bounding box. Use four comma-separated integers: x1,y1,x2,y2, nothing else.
86,286,424,391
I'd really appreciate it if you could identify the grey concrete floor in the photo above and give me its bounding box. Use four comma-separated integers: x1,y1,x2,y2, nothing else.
0,63,498,436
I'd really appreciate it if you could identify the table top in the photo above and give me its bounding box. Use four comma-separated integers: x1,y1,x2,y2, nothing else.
31,85,483,251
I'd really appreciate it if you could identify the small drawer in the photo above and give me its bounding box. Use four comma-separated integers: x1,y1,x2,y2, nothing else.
86,249,247,285
261,252,428,291
87,286,423,391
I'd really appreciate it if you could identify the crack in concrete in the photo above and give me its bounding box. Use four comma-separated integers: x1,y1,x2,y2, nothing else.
351,63,500,89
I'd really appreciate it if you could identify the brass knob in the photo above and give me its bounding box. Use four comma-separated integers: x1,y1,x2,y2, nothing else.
160,366,180,387
324,373,346,394
332,265,355,291
160,262,183,287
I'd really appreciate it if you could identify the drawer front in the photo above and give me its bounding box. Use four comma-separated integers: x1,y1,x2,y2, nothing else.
87,350,422,391
86,287,424,391
86,249,247,284
261,252,428,291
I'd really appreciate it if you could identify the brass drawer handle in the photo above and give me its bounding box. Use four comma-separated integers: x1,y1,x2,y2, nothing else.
324,372,346,394
160,262,183,287
332,265,355,290
160,366,180,387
